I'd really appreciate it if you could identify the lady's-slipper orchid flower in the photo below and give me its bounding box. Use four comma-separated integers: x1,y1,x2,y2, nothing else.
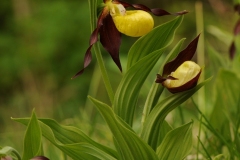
155,35,201,93
73,0,188,78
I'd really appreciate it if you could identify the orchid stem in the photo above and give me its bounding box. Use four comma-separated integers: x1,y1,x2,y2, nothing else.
195,1,205,113
88,0,114,104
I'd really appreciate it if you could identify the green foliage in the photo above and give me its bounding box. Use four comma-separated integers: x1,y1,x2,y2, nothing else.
89,96,158,160
13,117,117,160
3,0,238,160
22,110,42,160
156,121,193,159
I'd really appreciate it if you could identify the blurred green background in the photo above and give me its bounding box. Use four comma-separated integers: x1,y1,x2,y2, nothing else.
0,0,235,156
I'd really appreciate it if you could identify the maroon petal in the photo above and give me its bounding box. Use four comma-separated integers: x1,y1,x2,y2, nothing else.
155,74,177,83
117,0,188,16
72,8,109,78
234,4,240,15
99,14,122,72
162,34,200,76
234,19,240,36
167,70,201,93
229,41,236,60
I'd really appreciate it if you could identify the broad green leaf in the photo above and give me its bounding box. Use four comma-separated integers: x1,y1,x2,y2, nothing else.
22,110,42,160
156,120,172,146
113,48,165,126
142,38,186,124
140,78,211,150
127,16,183,69
13,118,117,160
156,121,193,160
89,96,158,160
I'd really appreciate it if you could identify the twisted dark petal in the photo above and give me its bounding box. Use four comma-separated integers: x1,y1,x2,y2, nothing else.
155,74,177,83
72,46,93,79
100,14,122,72
229,41,236,60
90,28,100,45
234,4,240,15
150,8,171,16
31,156,49,160
118,0,187,16
234,19,240,35
72,8,108,78
162,34,200,76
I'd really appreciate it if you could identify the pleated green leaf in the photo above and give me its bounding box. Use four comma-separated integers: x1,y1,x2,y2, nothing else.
13,118,117,160
156,121,193,160
209,69,240,153
113,48,165,126
140,78,211,150
22,110,42,160
127,16,183,69
89,96,158,160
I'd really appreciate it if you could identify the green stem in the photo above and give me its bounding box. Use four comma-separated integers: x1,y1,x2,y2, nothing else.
88,0,114,103
195,1,206,113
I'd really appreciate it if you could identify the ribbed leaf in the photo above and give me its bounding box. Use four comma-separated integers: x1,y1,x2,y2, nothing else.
156,121,193,159
127,16,183,69
210,69,240,147
13,118,117,160
140,78,211,150
113,48,165,126
22,110,42,160
89,96,158,160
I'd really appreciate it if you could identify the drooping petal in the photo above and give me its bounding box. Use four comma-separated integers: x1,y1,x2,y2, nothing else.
229,41,236,60
155,74,178,83
72,8,109,78
234,3,240,15
162,34,200,76
234,19,240,36
100,13,122,72
117,0,188,16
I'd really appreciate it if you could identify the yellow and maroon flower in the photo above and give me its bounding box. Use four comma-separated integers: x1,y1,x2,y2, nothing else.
156,35,201,93
73,0,187,78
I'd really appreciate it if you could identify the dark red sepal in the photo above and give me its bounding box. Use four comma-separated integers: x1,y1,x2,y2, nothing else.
162,34,200,76
72,8,108,78
229,41,236,60
234,4,240,15
167,70,201,93
117,0,188,16
99,14,122,72
155,74,177,83
234,19,240,36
